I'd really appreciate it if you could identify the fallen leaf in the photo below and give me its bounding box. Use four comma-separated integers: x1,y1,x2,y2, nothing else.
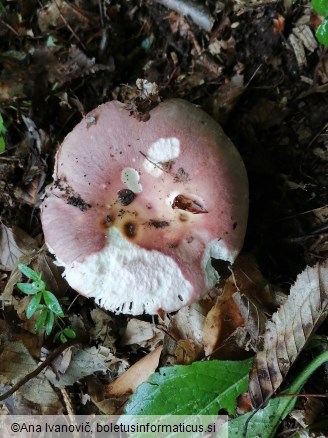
48,45,114,84
0,338,63,414
229,350,328,438
45,346,114,388
203,282,245,359
204,72,245,125
0,224,37,271
37,0,95,33
34,249,69,299
160,300,209,366
89,308,116,351
121,319,163,350
87,347,162,415
204,254,273,358
104,347,162,398
249,262,328,407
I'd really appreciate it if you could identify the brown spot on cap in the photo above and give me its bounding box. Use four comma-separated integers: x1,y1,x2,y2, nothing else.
67,196,91,211
148,219,170,228
124,221,137,238
104,215,112,226
117,189,136,206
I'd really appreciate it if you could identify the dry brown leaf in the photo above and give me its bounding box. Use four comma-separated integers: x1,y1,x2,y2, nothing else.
104,347,162,398
0,224,38,271
204,254,273,358
160,300,210,366
121,319,164,350
34,249,69,298
175,339,200,364
204,72,245,125
290,397,324,431
89,308,116,351
89,347,162,415
0,334,63,414
249,262,328,408
203,283,245,359
48,45,114,84
44,346,124,389
233,289,270,347
37,0,95,33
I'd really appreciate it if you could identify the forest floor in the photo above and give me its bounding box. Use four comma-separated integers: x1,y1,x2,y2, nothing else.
0,0,327,435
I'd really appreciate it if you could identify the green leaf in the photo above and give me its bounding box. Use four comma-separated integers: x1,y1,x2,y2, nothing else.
17,283,38,295
17,280,45,295
124,359,252,416
45,311,55,336
316,19,328,46
60,333,67,343
227,350,328,437
0,137,5,153
0,114,6,135
63,327,76,339
35,309,48,333
43,291,64,316
26,292,42,319
311,0,328,17
18,264,41,281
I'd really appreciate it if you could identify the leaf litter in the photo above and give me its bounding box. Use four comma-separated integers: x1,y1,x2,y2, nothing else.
249,262,328,407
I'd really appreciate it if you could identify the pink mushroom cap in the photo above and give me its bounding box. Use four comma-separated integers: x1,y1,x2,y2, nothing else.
41,99,248,315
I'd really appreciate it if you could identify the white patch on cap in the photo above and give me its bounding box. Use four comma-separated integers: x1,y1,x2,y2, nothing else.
57,227,193,315
166,190,179,207
121,167,142,193
143,137,180,177
201,238,237,288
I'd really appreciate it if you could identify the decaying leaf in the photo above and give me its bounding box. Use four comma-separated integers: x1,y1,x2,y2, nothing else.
204,72,245,125
203,283,245,359
37,0,94,33
86,347,162,415
0,337,63,414
104,346,162,399
290,397,325,433
249,262,328,407
33,249,69,299
45,346,124,389
89,308,116,351
48,45,114,84
160,300,210,366
204,254,274,358
121,319,163,350
288,22,318,68
0,224,38,271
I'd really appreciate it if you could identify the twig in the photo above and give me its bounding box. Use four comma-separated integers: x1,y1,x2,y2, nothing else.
53,0,86,50
154,0,215,32
0,339,78,402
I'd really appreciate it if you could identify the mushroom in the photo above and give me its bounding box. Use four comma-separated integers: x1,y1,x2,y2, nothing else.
41,99,248,315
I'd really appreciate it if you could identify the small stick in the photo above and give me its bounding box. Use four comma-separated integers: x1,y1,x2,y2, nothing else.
155,0,215,32
0,339,78,402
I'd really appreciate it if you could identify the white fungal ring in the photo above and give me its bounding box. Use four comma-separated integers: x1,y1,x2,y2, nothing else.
121,167,142,193
143,137,180,177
